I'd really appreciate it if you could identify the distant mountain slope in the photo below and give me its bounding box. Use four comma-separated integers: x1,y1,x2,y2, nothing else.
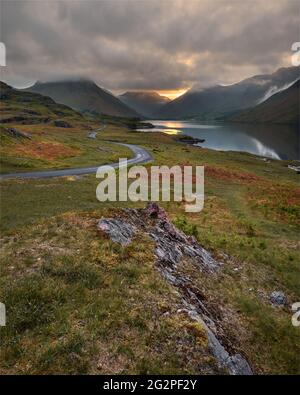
119,91,170,118
228,79,300,124
26,79,140,118
0,81,83,123
158,66,300,120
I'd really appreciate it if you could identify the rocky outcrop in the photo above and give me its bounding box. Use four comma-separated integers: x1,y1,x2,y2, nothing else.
98,218,136,246
97,203,253,375
176,134,205,145
53,120,72,128
3,127,32,139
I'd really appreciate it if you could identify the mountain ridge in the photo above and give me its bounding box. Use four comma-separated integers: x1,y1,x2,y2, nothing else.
119,91,170,118
227,79,300,124
158,66,300,120
25,79,140,118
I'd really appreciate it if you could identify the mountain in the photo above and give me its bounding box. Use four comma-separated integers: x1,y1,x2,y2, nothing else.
228,79,300,124
158,66,300,120
0,81,84,124
119,91,170,118
25,79,140,118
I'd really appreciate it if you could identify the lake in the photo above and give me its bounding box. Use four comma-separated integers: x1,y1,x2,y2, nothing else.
138,120,299,160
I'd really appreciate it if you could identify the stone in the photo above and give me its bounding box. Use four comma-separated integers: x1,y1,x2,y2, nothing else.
187,308,252,375
270,291,286,306
4,127,31,139
97,218,136,246
226,354,253,375
97,203,252,375
98,203,221,272
144,201,168,220
53,119,72,128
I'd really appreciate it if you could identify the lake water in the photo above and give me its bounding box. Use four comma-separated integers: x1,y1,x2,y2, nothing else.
139,120,299,160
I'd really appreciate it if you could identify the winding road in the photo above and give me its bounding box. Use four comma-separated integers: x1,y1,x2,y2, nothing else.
0,142,153,180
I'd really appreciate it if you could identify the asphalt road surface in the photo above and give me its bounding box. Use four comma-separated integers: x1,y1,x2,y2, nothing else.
0,143,153,180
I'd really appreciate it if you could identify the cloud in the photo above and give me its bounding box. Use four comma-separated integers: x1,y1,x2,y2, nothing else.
257,77,300,103
1,0,299,91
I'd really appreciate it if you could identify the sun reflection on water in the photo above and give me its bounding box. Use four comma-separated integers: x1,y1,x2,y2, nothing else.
161,129,180,135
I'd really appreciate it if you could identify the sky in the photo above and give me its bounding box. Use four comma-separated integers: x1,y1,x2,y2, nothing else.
0,0,299,99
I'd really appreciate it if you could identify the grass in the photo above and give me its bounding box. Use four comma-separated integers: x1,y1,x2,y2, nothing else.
0,215,218,374
0,124,132,173
0,114,299,374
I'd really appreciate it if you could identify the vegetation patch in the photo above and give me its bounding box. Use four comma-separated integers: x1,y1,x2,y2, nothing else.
205,165,262,183
11,141,80,160
0,214,220,374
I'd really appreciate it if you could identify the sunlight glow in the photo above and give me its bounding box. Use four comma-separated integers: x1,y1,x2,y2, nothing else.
156,89,188,100
161,129,180,135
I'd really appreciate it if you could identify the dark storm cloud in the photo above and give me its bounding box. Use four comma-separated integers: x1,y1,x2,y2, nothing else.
1,0,299,90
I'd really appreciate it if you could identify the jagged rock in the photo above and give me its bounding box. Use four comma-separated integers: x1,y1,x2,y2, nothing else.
144,201,169,220
126,203,220,272
226,354,253,375
270,291,286,306
53,119,72,128
150,220,220,272
97,203,252,375
3,127,31,139
97,218,136,246
197,314,252,375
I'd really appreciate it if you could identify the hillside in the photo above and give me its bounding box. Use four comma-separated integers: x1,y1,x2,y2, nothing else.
0,81,132,173
1,126,299,375
158,66,300,120
228,79,300,124
119,91,170,118
0,81,84,123
26,79,140,118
